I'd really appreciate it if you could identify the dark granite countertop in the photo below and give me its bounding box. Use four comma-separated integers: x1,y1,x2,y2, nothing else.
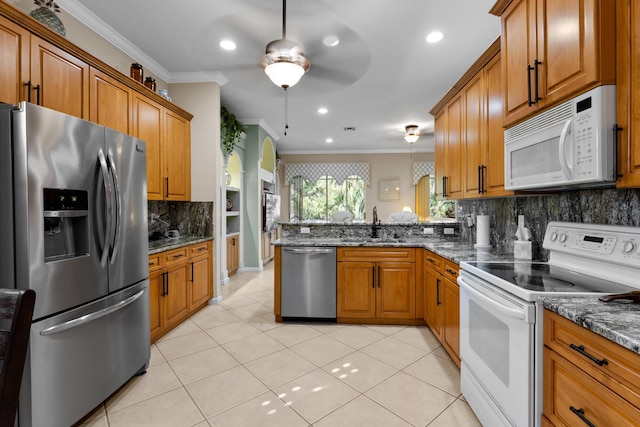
539,296,640,355
275,238,514,264
148,236,214,255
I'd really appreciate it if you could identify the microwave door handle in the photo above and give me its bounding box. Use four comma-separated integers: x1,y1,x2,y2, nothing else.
558,119,573,180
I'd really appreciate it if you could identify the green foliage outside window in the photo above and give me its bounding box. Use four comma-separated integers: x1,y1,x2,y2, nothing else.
290,176,365,222
429,176,455,218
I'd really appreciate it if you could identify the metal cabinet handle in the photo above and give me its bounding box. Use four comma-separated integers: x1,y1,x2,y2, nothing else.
569,344,608,366
569,406,596,427
480,165,486,193
533,59,542,103
377,265,381,288
446,268,458,277
191,262,194,282
35,84,41,105
173,253,184,259
372,266,375,289
436,278,441,305
165,177,169,198
24,81,32,102
527,64,534,106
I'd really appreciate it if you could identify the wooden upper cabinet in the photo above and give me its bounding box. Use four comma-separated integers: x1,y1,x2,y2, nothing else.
433,110,447,198
499,0,616,127
89,67,132,134
463,73,484,198
616,0,640,188
0,16,29,105
132,94,163,200
163,109,191,201
445,94,464,199
30,36,89,119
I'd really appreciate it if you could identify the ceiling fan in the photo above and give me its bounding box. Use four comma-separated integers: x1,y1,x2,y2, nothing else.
259,0,311,89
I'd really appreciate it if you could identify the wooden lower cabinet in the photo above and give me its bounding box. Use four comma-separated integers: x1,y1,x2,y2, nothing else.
423,250,460,366
337,248,416,323
226,234,240,277
149,241,213,342
543,309,640,426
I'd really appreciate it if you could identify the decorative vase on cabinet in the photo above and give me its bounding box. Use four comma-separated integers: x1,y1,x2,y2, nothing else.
30,1,65,36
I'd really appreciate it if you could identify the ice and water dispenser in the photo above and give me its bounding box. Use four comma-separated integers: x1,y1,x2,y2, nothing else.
43,188,89,261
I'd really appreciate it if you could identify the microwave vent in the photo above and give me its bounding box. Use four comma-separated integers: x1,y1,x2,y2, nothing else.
505,100,573,143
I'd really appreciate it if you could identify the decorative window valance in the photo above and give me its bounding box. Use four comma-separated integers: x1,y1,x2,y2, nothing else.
412,162,435,185
284,163,370,185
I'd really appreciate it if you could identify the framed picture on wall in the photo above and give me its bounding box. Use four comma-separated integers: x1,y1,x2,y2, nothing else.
378,179,400,201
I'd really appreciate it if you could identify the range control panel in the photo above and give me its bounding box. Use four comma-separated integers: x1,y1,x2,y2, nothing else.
544,222,640,266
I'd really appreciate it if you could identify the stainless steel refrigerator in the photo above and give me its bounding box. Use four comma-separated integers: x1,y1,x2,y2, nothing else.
0,102,150,427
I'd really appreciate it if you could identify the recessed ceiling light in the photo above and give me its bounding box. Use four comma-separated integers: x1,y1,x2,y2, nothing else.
426,31,443,43
317,107,328,114
325,138,333,143
220,39,237,50
323,35,340,47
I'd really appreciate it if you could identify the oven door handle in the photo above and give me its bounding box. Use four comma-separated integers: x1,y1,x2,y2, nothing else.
460,279,526,320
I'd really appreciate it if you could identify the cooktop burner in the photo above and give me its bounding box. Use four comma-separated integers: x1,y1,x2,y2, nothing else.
466,262,634,294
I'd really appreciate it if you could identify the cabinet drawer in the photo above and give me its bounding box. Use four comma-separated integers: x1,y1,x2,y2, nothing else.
190,241,211,257
442,259,459,281
544,310,640,407
338,247,415,262
543,349,640,427
424,250,443,270
163,247,189,266
148,254,162,272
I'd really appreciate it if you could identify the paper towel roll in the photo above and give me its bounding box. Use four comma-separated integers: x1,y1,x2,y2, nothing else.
475,215,491,248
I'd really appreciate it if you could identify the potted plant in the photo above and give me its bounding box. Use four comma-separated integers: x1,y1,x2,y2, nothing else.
220,106,244,160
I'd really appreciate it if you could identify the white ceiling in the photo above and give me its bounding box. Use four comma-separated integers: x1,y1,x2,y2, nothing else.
59,0,500,154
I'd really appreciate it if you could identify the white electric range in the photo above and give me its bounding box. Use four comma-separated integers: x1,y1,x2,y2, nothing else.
457,221,640,427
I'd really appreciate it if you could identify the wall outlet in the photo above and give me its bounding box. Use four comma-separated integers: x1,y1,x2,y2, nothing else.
300,227,311,234
423,228,434,235
444,228,455,235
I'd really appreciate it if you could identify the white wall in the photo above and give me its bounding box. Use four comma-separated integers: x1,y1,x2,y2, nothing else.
278,152,434,222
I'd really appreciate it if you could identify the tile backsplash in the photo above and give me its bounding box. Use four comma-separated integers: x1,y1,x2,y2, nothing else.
457,188,640,261
148,201,214,238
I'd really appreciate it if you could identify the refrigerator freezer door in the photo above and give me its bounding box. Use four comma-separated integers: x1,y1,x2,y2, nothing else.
20,281,150,427
105,128,149,292
16,103,109,320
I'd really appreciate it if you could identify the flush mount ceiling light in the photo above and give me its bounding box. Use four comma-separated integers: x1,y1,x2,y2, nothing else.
426,31,444,43
219,39,236,50
404,125,420,143
259,0,311,89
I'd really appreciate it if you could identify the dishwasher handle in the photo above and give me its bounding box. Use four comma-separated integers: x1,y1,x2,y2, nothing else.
283,248,335,254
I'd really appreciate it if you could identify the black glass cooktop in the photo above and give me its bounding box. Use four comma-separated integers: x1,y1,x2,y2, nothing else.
466,262,635,294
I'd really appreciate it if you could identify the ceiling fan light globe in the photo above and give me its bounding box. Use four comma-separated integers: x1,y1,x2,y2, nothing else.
404,124,420,143
265,61,306,88
404,134,420,144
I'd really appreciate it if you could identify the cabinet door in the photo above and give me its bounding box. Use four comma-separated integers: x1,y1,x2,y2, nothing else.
539,0,615,106
445,94,463,199
484,53,512,197
163,109,191,201
463,73,484,198
163,261,190,330
89,68,131,134
442,277,460,366
149,268,164,342
434,110,447,198
132,94,163,200
190,252,211,310
226,235,239,276
501,0,537,126
30,36,89,119
337,262,376,318
424,267,444,339
616,0,640,188
0,16,29,105
377,262,415,319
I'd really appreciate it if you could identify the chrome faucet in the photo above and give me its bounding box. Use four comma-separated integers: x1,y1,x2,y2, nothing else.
371,206,381,238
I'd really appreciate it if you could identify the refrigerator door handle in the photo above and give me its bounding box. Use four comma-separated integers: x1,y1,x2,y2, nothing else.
39,290,146,336
98,149,113,267
107,151,121,263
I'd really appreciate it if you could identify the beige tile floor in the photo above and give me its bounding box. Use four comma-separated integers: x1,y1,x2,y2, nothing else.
78,263,482,427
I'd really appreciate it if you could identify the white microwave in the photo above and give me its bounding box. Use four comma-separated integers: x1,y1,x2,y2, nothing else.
504,85,617,190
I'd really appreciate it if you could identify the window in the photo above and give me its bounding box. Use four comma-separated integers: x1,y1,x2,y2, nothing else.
289,175,365,222
429,176,455,218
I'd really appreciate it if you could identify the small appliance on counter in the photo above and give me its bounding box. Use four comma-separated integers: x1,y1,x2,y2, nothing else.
0,102,150,427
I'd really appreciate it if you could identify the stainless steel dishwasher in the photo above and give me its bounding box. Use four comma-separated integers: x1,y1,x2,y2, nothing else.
281,247,336,320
